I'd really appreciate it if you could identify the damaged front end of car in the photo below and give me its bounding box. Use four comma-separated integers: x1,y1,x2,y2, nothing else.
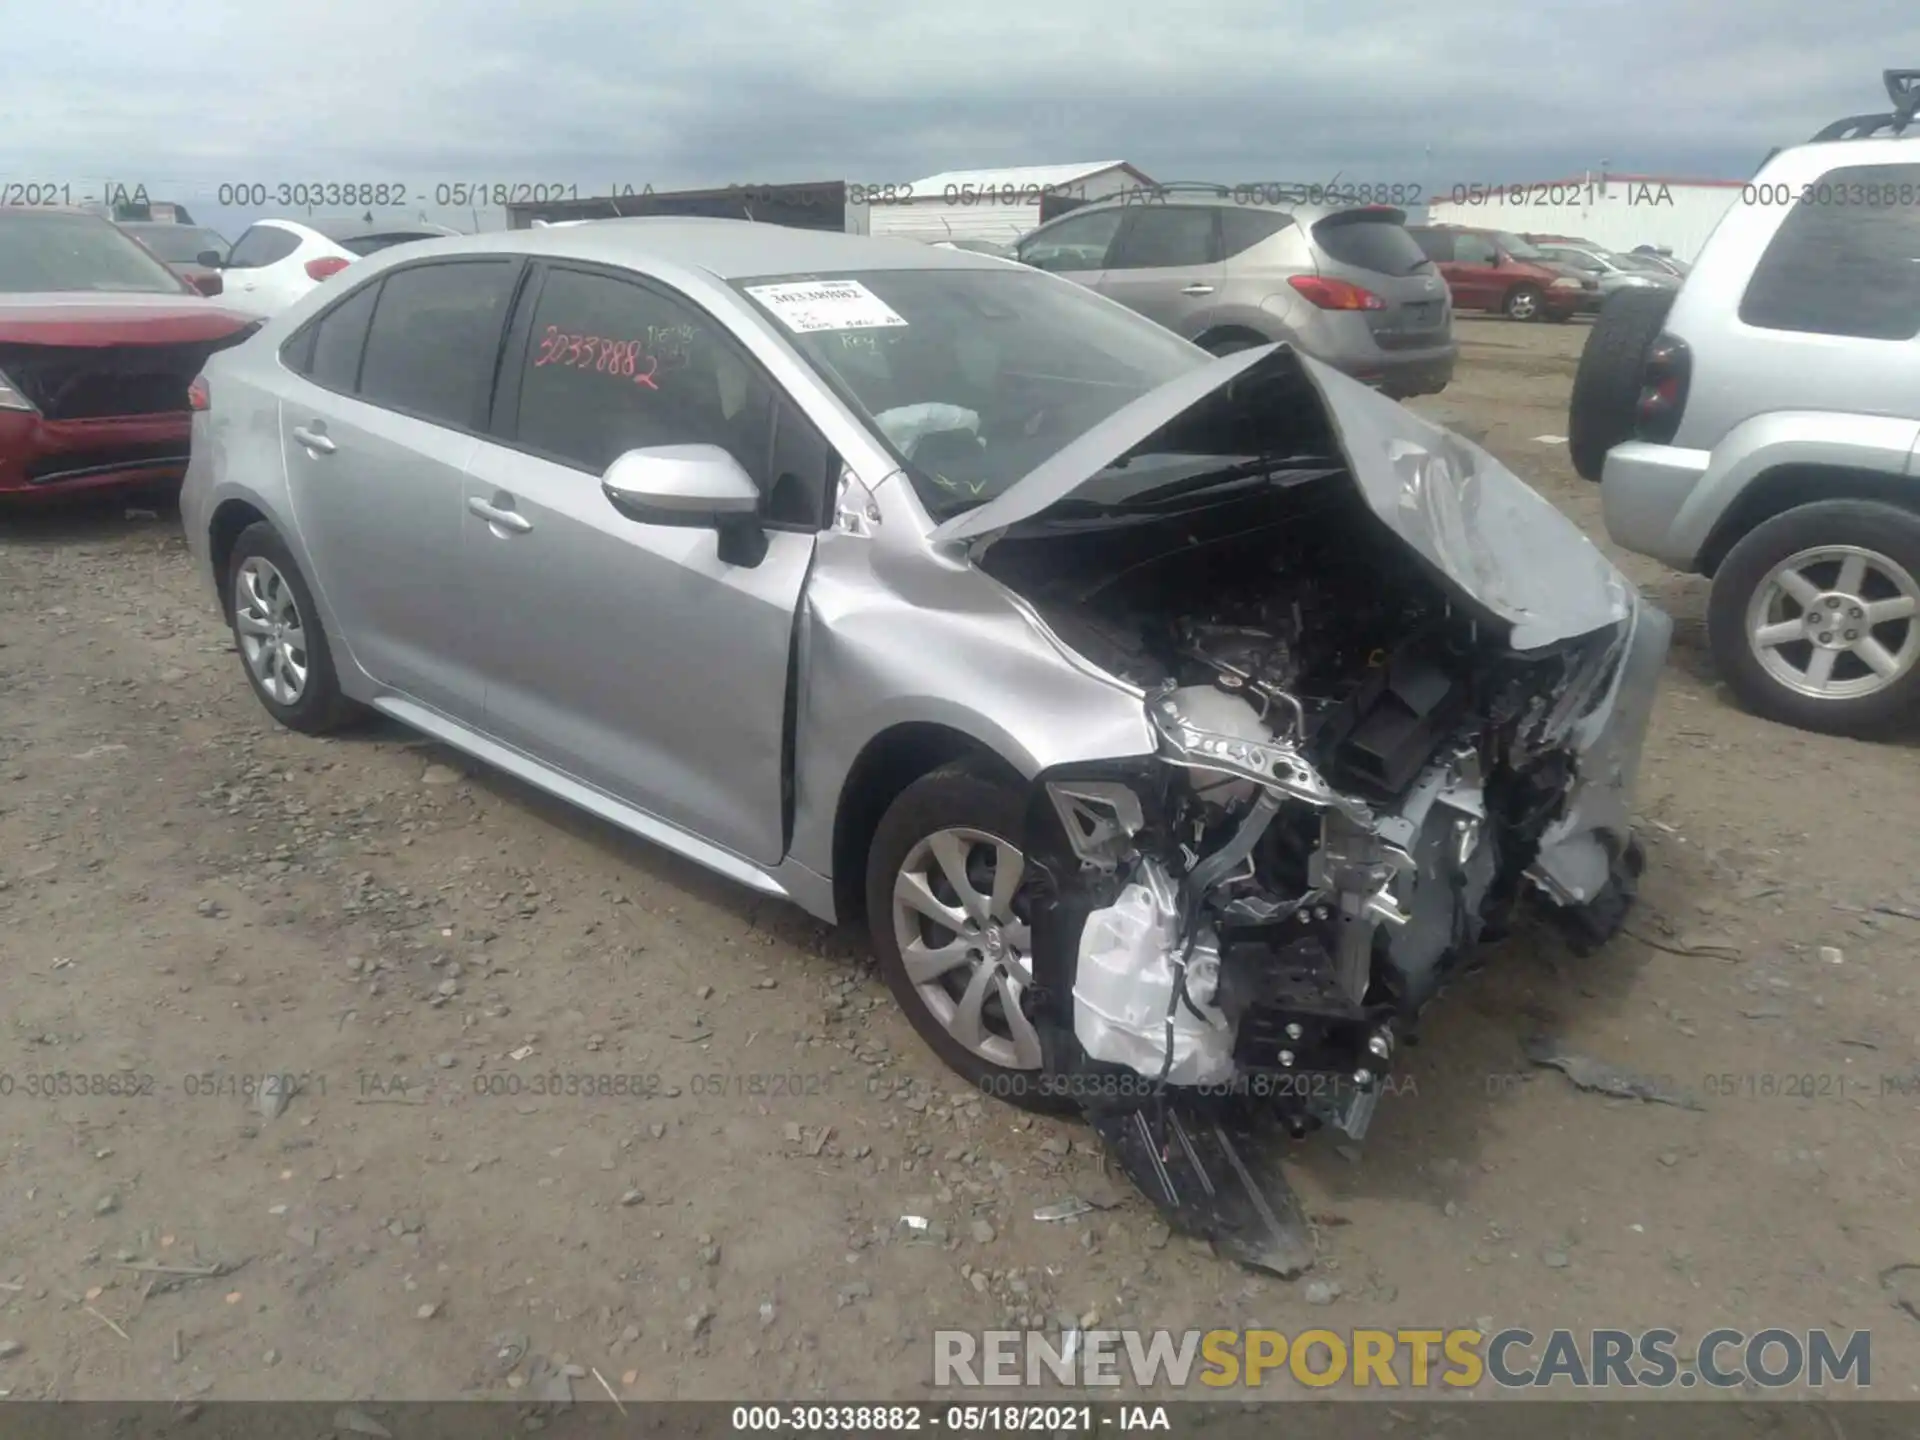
939,344,1671,1273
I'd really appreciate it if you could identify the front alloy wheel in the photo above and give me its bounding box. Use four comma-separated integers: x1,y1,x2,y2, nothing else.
866,761,1072,1112
890,825,1041,1071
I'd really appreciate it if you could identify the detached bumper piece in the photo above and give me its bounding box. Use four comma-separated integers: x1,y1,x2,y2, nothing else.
1087,1095,1316,1277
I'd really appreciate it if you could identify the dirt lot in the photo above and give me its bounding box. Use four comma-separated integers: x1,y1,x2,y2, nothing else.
1,315,1917,1404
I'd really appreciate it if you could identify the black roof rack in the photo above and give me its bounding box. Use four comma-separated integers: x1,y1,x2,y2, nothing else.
1809,69,1920,141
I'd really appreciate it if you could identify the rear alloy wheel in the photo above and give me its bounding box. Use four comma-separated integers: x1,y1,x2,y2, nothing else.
226,522,362,735
866,762,1071,1114
1503,285,1543,321
1707,501,1920,737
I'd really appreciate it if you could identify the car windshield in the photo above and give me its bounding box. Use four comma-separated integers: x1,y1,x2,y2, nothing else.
123,225,227,264
1612,251,1669,273
0,211,189,294
1494,232,1547,260
732,266,1209,518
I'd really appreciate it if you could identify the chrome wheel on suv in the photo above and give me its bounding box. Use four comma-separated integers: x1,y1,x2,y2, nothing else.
1745,545,1920,699
1708,500,1920,738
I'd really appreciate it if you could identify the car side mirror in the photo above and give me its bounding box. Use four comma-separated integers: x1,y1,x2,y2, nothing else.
601,444,768,566
196,250,224,268
1489,251,1504,266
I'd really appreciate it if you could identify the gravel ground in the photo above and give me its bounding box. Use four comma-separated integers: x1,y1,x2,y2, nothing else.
1,315,1917,1403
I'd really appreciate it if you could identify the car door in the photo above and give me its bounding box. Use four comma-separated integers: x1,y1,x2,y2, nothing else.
1446,231,1502,310
1011,207,1126,291
277,256,523,719
221,223,305,315
459,261,831,866
1094,205,1225,337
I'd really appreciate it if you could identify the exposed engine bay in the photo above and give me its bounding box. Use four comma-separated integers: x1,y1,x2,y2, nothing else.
974,468,1648,1272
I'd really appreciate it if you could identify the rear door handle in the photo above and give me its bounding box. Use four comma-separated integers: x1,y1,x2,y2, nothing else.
467,495,532,533
291,425,334,454
1181,283,1215,296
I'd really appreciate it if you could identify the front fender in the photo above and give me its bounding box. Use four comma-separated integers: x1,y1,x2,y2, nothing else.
786,512,1154,885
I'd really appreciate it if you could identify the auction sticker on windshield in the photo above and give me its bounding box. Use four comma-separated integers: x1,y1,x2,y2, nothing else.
745,280,908,333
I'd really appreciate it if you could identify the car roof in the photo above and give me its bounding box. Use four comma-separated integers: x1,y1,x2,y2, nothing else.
366,217,1015,279
1058,195,1376,224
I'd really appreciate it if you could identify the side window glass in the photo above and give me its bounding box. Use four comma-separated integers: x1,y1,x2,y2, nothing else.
307,279,382,392
1108,207,1220,269
512,266,777,488
357,260,520,429
765,397,837,527
1219,208,1291,259
1411,230,1453,263
1017,210,1125,272
1740,163,1920,340
1454,234,1496,264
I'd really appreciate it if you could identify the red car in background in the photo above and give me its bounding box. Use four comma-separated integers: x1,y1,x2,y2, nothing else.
0,208,259,501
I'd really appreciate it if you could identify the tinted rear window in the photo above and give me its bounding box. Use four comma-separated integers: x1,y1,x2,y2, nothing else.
1739,163,1920,341
1312,215,1429,275
343,232,447,257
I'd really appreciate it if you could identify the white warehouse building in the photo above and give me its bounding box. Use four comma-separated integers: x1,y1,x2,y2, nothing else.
1424,173,1747,263
868,161,1156,247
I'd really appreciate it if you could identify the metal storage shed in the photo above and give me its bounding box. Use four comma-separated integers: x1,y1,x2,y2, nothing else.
867,161,1156,247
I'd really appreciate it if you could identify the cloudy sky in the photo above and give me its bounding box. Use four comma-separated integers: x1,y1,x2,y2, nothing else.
8,0,1919,237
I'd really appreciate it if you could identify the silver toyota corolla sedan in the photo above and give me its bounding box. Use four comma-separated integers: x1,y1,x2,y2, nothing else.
180,218,1670,1269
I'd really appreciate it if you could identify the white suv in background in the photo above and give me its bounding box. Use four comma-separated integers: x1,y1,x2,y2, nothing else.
213,217,460,317
1570,70,1920,738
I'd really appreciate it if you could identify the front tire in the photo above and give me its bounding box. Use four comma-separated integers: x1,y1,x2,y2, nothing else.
865,761,1072,1114
225,522,363,735
1707,500,1920,738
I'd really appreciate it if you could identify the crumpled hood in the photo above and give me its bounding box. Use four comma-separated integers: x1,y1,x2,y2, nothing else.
934,343,1635,651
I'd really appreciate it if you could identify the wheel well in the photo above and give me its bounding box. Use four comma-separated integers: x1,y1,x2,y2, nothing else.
829,723,1018,925
208,500,270,607
1193,324,1270,352
1696,465,1920,575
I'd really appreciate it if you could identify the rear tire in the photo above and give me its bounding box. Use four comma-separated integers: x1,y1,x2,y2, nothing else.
225,522,363,735
1503,285,1544,321
1567,287,1676,481
1706,500,1920,738
865,761,1074,1115
1199,331,1267,356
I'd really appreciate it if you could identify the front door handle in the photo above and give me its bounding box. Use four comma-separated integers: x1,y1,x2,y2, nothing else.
467,495,532,533
1180,283,1215,296
291,425,334,454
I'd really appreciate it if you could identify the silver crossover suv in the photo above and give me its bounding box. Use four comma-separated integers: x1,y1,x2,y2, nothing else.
182,219,1665,1268
1011,195,1456,398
